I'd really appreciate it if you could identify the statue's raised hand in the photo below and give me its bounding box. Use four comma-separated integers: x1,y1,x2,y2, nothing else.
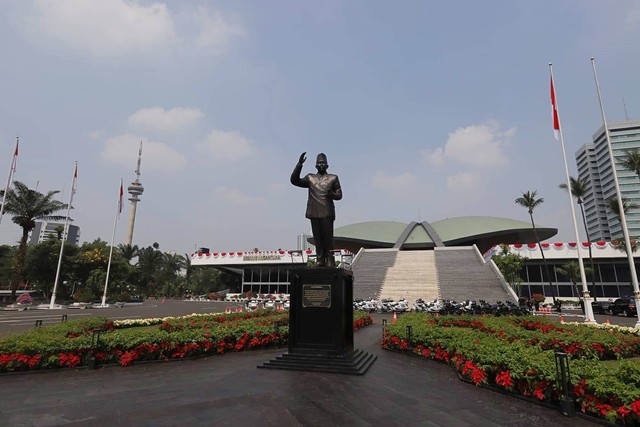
298,152,307,165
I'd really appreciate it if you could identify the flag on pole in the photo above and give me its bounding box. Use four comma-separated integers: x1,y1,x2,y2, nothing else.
550,75,560,141
11,139,18,173
118,179,124,214
70,163,78,205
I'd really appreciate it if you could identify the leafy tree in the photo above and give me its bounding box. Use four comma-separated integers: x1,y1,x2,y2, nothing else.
24,240,78,299
492,245,526,296
136,245,164,296
0,245,16,287
0,181,67,296
559,176,599,299
515,190,556,302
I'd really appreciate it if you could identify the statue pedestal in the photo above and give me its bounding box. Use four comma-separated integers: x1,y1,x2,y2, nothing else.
259,268,376,375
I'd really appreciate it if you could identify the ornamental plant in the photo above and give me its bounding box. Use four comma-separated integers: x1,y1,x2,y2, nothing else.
16,293,32,305
0,310,373,373
382,313,640,425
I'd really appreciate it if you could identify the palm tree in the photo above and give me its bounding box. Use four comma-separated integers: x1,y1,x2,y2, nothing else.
606,196,638,220
606,196,640,254
559,177,599,300
555,261,592,312
619,149,640,178
515,190,556,303
0,181,67,297
117,243,139,263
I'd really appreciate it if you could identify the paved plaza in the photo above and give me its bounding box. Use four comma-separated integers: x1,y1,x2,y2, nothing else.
0,303,601,427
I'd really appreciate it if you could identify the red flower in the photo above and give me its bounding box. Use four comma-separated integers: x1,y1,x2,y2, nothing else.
617,406,631,418
0,353,13,365
59,353,81,367
533,381,548,400
573,379,587,397
421,348,431,358
120,350,139,366
630,400,640,416
595,403,613,416
495,370,513,388
28,354,41,368
470,368,487,385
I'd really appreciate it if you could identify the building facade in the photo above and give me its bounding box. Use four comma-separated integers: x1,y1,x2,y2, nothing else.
29,221,80,246
191,249,353,295
487,242,637,300
576,120,640,241
296,234,313,251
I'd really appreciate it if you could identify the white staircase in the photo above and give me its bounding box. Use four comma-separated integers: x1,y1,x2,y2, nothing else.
378,251,439,302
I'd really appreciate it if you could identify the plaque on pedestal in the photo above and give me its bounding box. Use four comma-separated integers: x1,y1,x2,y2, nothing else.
259,268,376,375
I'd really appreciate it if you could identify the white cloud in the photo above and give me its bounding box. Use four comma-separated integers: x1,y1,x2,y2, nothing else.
200,130,256,162
192,6,246,52
214,186,265,207
421,121,515,168
627,5,640,26
371,171,416,192
25,0,178,58
128,107,204,133
102,133,186,171
22,0,246,58
446,172,484,195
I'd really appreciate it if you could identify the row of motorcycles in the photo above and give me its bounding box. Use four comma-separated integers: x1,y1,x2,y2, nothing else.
353,298,530,316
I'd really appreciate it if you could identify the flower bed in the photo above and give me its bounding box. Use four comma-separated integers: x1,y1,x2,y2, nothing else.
0,310,373,373
382,313,640,425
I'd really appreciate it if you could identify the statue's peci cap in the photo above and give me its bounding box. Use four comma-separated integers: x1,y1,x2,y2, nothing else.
316,153,327,163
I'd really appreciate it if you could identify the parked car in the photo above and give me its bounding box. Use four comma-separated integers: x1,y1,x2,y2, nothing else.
607,298,637,317
591,300,611,315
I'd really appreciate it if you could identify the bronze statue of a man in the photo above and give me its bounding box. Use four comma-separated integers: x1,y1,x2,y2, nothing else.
290,152,342,267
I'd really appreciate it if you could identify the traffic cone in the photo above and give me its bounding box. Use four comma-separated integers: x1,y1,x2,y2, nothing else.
559,315,564,323
435,312,440,318
392,311,397,324
606,319,610,325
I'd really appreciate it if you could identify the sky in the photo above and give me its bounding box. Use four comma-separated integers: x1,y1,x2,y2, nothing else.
1,1,640,255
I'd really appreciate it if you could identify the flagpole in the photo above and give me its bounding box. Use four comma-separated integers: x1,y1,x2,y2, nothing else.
101,179,123,307
591,57,640,328
50,162,77,309
549,63,595,323
0,137,19,226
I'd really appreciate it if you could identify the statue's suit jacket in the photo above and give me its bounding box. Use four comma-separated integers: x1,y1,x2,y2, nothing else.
291,163,342,219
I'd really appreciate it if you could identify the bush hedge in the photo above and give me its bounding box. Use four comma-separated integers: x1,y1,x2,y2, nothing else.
0,310,373,372
382,313,640,425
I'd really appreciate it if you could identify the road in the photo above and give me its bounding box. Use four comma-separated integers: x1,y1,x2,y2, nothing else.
0,300,241,337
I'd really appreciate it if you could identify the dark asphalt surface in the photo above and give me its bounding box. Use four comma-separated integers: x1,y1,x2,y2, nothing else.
0,302,602,427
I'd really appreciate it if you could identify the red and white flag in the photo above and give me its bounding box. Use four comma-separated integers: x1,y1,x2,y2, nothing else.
11,139,18,173
550,75,560,141
118,179,124,214
69,163,78,205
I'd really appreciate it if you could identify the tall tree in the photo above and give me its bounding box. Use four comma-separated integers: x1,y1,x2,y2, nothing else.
559,176,599,300
619,149,640,178
491,245,526,296
136,245,164,296
515,190,556,303
555,261,593,313
605,196,640,254
0,181,66,296
117,243,139,263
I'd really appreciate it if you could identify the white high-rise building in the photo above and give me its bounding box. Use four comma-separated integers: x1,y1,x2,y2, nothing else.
297,234,313,251
29,221,80,245
576,120,640,241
